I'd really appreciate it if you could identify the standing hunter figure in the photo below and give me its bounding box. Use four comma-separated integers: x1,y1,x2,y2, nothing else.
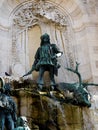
23,33,63,90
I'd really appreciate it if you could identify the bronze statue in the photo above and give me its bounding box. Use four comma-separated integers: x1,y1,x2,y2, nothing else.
0,77,17,130
23,33,63,90
56,62,93,107
14,116,30,130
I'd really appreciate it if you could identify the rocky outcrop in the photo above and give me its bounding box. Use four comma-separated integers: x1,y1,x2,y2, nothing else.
11,80,94,130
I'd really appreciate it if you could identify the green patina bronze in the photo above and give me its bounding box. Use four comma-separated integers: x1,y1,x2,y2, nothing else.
56,62,98,107
23,33,63,90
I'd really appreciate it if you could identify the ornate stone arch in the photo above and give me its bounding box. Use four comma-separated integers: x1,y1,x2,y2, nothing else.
9,0,77,82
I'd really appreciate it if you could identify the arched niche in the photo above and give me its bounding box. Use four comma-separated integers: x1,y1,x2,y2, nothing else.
9,0,77,82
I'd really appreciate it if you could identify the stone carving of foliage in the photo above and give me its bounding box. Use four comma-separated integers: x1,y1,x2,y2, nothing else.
12,1,67,30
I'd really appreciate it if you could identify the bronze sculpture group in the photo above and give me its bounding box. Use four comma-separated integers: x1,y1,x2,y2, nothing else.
22,33,95,107
0,33,97,129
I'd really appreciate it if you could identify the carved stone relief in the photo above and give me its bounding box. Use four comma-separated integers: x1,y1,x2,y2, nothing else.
12,1,67,30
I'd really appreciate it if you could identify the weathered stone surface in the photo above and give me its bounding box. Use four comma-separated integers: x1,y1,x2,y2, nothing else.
11,80,95,130
14,89,84,129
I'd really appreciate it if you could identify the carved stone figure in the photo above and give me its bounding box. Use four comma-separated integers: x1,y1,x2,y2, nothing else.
23,33,63,90
0,77,17,130
14,116,30,130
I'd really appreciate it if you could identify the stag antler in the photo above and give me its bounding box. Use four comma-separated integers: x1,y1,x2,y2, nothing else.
65,62,82,86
